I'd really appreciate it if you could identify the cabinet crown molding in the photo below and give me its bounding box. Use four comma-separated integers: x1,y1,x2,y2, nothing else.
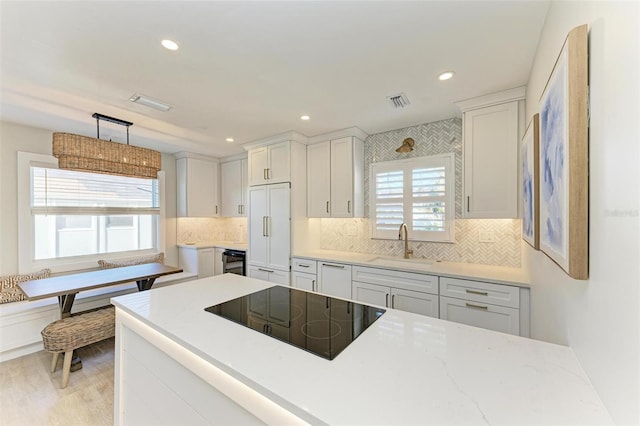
242,131,309,151
307,127,369,145
174,151,220,162
455,86,526,112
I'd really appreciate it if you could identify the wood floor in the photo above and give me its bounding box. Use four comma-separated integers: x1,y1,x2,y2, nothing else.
0,338,115,426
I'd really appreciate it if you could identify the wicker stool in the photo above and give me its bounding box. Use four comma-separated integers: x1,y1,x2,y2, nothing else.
41,306,116,388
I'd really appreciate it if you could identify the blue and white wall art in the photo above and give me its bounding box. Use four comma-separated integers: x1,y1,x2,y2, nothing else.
522,115,539,249
539,47,569,270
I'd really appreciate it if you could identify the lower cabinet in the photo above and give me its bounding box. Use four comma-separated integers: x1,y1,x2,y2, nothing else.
291,258,317,292
439,276,527,336
179,247,214,279
247,265,290,286
214,248,225,276
352,266,438,318
317,261,352,299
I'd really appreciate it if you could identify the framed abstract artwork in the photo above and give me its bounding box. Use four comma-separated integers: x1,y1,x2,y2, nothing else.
538,24,589,280
522,114,539,249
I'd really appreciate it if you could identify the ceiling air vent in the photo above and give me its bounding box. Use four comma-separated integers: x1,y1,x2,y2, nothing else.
387,93,410,108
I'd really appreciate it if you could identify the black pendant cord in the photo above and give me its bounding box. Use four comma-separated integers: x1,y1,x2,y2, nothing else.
92,113,133,145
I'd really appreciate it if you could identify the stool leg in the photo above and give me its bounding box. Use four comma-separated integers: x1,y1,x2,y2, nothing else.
50,353,59,373
61,351,73,389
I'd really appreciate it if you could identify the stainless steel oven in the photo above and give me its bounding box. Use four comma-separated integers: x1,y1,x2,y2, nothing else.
222,250,246,276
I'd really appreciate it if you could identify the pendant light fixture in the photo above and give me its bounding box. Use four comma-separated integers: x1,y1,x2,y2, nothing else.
395,137,415,153
52,113,161,179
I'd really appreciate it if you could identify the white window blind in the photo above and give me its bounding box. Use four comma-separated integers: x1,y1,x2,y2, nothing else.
370,154,454,242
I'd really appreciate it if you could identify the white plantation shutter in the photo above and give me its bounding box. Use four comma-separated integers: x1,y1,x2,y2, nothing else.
371,154,454,242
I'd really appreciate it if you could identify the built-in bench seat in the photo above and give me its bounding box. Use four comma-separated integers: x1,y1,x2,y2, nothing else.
0,270,196,362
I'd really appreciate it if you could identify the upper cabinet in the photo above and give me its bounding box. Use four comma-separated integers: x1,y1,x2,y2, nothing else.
220,158,248,217
176,156,219,217
457,87,525,219
248,141,291,186
307,136,364,218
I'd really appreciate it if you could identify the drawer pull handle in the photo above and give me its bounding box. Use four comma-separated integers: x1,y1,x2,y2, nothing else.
299,264,310,268
258,268,274,273
466,302,488,310
312,280,316,292
466,289,488,296
391,294,395,308
385,293,389,307
322,263,345,269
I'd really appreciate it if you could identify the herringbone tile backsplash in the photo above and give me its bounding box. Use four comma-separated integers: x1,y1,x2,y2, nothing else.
322,117,522,267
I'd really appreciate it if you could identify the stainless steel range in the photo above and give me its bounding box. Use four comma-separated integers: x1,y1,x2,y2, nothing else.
205,286,385,360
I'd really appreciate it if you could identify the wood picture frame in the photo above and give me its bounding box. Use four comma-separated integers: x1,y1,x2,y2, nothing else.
538,24,589,280
522,114,540,249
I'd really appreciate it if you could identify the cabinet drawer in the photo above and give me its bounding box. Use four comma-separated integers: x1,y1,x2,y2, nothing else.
440,296,520,336
439,277,519,308
292,258,317,274
352,266,438,295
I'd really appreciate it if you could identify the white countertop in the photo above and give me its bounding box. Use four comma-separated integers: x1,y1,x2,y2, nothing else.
112,274,611,425
178,240,248,251
294,249,530,287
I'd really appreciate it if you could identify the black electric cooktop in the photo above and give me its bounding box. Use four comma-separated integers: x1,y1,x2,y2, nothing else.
205,286,386,360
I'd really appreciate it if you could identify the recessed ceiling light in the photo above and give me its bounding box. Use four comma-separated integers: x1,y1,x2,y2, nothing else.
300,115,310,121
438,71,455,81
225,138,234,143
161,39,179,51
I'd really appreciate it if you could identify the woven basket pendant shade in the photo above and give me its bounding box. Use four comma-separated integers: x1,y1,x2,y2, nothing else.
53,133,161,179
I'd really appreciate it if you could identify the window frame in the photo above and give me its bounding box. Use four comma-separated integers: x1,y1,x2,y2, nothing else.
369,153,455,243
17,151,166,273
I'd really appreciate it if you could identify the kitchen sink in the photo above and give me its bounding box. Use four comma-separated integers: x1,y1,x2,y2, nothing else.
368,256,433,268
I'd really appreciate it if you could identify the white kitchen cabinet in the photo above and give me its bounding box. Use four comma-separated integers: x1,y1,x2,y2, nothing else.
177,157,219,217
291,258,317,292
351,266,439,318
220,158,248,217
247,265,290,286
317,261,352,299
307,137,364,218
457,87,524,219
439,277,523,336
248,141,290,186
213,248,225,276
248,183,290,274
179,246,215,279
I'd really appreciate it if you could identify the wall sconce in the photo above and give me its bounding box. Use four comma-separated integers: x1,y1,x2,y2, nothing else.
396,137,415,153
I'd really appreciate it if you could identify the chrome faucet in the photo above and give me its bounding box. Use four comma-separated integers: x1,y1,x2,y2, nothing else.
398,223,413,259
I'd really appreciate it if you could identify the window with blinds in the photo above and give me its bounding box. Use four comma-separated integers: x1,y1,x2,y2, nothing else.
370,153,454,242
30,166,159,260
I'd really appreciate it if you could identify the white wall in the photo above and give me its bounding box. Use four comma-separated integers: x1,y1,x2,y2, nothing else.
524,2,639,424
0,121,179,274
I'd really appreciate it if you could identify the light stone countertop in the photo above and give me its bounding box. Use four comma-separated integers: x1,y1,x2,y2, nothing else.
178,240,248,251
112,274,611,425
293,249,530,287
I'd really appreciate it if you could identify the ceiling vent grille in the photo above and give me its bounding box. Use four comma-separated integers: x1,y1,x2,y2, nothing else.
387,93,410,108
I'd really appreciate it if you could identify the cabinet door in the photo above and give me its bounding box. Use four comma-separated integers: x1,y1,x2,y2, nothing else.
391,288,438,318
291,271,316,292
330,137,354,217
267,269,290,286
440,296,520,335
352,281,390,308
463,101,518,218
177,158,219,217
221,160,242,217
248,147,269,186
240,158,248,215
197,248,215,278
267,184,290,271
267,142,290,184
213,248,224,276
248,187,268,267
317,262,352,299
307,142,331,217
247,265,269,281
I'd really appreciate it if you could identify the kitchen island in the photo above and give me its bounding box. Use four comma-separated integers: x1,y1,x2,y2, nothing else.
111,274,612,425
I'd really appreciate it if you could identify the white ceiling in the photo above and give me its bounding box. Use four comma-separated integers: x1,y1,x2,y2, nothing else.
0,1,549,158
